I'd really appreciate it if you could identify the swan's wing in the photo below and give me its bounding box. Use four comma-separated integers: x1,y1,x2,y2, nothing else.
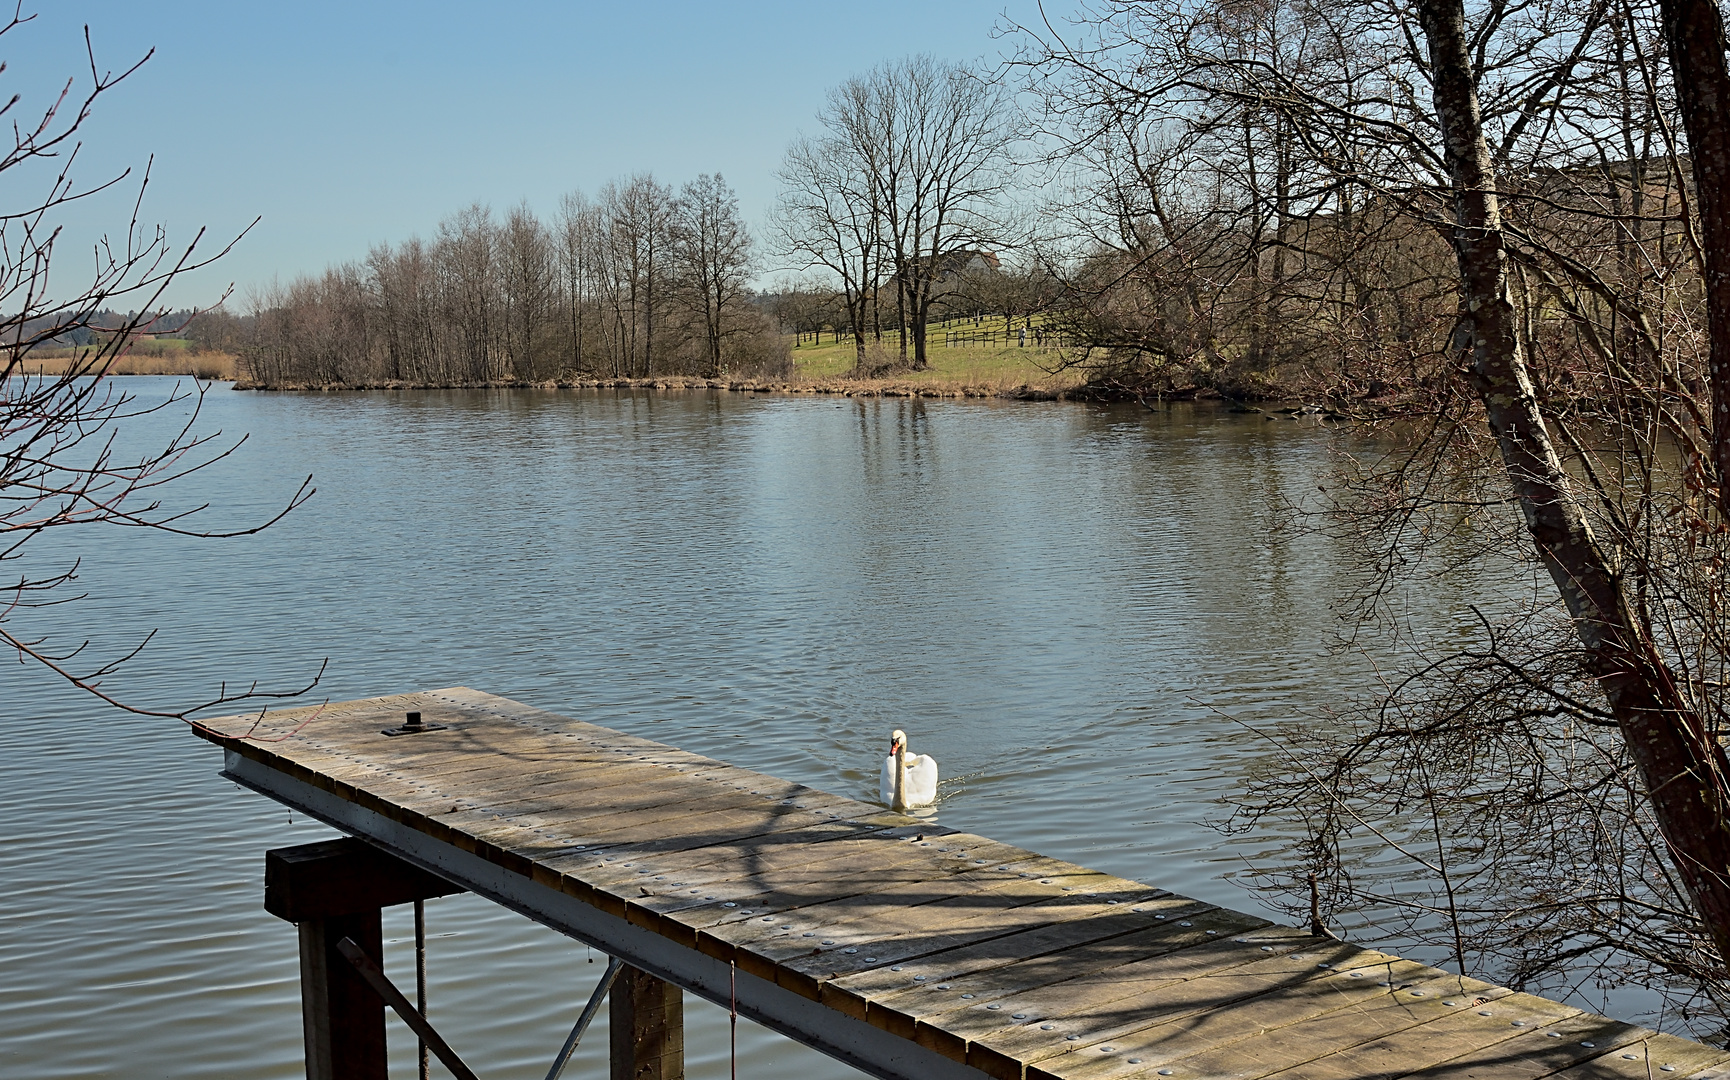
907,755,939,805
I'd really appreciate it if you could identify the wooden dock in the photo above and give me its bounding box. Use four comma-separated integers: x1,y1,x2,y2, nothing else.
195,687,1730,1080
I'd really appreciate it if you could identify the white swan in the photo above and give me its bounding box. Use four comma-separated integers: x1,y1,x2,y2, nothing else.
879,729,938,810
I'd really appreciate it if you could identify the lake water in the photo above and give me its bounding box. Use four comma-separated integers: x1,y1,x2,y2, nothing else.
1,380,1518,1079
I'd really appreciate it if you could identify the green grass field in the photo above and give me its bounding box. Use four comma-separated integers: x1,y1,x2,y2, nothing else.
788,336,1080,389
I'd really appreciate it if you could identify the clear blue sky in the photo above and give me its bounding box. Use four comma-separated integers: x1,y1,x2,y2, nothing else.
15,1,1050,311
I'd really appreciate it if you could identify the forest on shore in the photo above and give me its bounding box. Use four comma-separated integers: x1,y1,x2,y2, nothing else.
191,175,794,388
187,16,1698,407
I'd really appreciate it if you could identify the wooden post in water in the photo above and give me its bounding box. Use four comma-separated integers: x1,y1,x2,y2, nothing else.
265,838,464,1080
609,965,684,1080
296,906,387,1080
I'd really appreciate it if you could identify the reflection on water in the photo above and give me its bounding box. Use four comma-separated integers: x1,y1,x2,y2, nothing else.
1,382,1501,1078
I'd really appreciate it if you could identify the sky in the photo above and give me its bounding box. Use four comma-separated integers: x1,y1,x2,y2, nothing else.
11,0,1055,312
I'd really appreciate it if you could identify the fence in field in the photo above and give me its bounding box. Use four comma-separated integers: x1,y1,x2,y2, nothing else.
789,326,1079,349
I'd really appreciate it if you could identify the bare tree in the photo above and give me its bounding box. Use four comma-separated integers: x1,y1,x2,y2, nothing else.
813,56,1020,370
435,203,500,382
499,201,554,380
2,10,315,718
554,191,598,374
670,174,753,375
1660,0,1730,513
367,236,440,383
775,133,882,372
599,175,674,378
1406,0,1730,975
1017,0,1730,1026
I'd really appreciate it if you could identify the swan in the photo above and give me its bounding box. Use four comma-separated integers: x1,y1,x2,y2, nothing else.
879,729,938,810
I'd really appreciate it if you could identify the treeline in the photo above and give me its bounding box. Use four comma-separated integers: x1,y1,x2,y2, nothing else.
229,28,1705,401
23,308,202,348
233,173,788,386
763,34,1699,400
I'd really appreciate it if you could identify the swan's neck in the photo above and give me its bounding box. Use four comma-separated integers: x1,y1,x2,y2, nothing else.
892,746,909,810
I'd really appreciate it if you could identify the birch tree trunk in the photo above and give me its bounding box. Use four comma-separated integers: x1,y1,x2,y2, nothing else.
1660,0,1730,517
1418,0,1730,964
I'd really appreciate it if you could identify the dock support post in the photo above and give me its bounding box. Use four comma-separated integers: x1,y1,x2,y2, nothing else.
265,838,465,1080
298,909,387,1080
610,965,684,1080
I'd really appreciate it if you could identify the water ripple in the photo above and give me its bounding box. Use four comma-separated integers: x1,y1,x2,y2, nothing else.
3,383,1496,1078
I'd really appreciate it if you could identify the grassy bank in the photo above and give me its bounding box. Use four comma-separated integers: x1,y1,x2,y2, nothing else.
236,337,1090,398
788,337,1080,394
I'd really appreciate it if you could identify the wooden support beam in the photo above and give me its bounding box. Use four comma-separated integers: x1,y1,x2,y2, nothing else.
266,837,464,921
298,909,387,1080
611,965,684,1080
265,838,465,1080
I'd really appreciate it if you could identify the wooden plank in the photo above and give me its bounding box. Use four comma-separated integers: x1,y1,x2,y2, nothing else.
748,878,1199,1008
209,700,638,787
1024,962,1507,1080
823,896,1223,1015
683,861,1065,956
885,910,1268,1048
625,840,941,892
407,780,887,870
695,860,1098,974
517,807,913,892
523,822,951,927
1544,1033,1730,1080
764,875,1163,985
212,689,890,824
451,781,862,842
945,927,1316,1077
627,823,956,885
205,703,895,851
612,857,1107,989
556,820,898,886
534,815,934,878
657,839,1053,925
632,852,1004,923
1164,988,1581,1080
971,941,1425,1080
356,745,775,805
611,852,964,934
559,818,921,882
1268,1004,1650,1080
454,777,852,833
872,908,1268,1050
292,729,622,791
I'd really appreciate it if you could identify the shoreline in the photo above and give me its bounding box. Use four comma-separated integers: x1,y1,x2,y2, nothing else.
58,373,1377,414
230,374,1087,400
226,376,1368,412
